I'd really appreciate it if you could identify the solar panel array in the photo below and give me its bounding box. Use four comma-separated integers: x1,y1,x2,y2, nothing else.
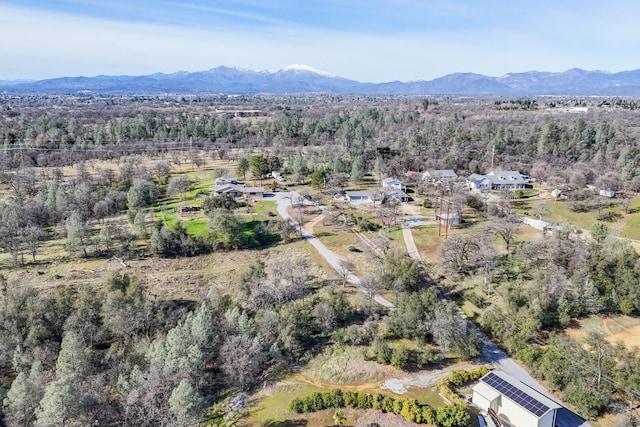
482,372,550,417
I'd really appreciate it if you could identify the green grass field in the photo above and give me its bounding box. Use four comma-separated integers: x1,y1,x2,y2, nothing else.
546,200,603,230
186,219,209,237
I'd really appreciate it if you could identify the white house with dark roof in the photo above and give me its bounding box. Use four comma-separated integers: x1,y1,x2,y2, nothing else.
467,171,527,191
382,178,406,191
472,371,561,427
383,188,410,203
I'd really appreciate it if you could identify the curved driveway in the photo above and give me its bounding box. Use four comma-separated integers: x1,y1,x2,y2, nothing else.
274,192,394,309
401,224,589,427
272,190,587,426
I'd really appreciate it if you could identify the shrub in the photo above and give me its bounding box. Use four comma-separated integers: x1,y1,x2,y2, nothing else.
372,393,384,410
289,398,304,413
343,323,377,346
289,389,471,425
401,399,422,423
435,404,470,427
416,347,437,368
356,392,372,409
329,389,344,408
391,345,409,369
422,406,437,425
438,367,489,406
450,370,470,386
310,392,325,411
466,194,484,211
392,398,403,415
322,392,333,409
373,338,391,364
343,391,357,408
464,292,486,308
382,395,395,413
619,298,635,315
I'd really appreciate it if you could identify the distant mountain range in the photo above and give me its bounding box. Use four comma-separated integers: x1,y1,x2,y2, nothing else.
3,65,640,96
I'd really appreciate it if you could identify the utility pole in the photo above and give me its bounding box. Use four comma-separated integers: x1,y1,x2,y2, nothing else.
437,194,453,239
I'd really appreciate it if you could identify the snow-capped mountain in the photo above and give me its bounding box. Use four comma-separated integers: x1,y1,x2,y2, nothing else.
278,64,336,77
5,66,640,95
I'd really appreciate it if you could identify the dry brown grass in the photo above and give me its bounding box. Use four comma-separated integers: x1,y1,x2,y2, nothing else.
2,235,332,300
301,345,401,386
565,315,640,350
309,218,375,279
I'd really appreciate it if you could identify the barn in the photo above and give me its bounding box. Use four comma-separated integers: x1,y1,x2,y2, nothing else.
472,371,561,427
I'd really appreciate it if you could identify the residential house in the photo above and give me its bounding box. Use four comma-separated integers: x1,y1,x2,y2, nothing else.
345,190,375,203
472,371,561,427
422,169,458,182
467,171,528,191
382,177,406,191
243,186,264,199
211,184,245,198
383,188,410,203
466,173,488,191
346,188,409,204
211,184,264,199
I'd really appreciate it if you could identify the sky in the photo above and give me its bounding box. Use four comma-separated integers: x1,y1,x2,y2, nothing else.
1,0,640,82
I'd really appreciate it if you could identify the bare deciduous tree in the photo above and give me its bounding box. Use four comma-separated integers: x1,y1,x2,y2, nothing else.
429,301,466,357
359,273,382,315
531,201,550,219
485,214,521,255
378,199,401,230
219,334,265,390
167,175,191,201
336,259,355,287
438,234,481,275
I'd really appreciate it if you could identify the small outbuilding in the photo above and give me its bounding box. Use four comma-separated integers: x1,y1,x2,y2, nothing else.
435,212,460,225
472,371,561,427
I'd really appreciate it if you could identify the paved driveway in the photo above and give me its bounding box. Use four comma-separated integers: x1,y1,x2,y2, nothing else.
401,225,590,427
274,191,394,309
272,193,588,427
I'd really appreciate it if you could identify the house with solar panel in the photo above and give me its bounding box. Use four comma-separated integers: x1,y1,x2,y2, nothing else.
472,371,561,427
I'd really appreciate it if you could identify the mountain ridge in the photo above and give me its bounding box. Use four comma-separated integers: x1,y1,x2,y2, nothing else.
3,65,640,96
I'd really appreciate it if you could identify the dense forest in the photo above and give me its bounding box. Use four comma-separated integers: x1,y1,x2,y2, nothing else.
1,94,640,426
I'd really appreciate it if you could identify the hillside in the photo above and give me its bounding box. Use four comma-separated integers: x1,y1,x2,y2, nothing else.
4,66,640,95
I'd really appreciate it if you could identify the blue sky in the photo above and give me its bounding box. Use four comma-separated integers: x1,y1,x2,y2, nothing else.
1,1,639,82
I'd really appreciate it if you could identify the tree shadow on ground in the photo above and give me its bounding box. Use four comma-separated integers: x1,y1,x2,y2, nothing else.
262,420,308,427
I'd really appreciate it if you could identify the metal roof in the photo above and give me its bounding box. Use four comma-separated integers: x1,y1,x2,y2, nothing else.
480,371,561,418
